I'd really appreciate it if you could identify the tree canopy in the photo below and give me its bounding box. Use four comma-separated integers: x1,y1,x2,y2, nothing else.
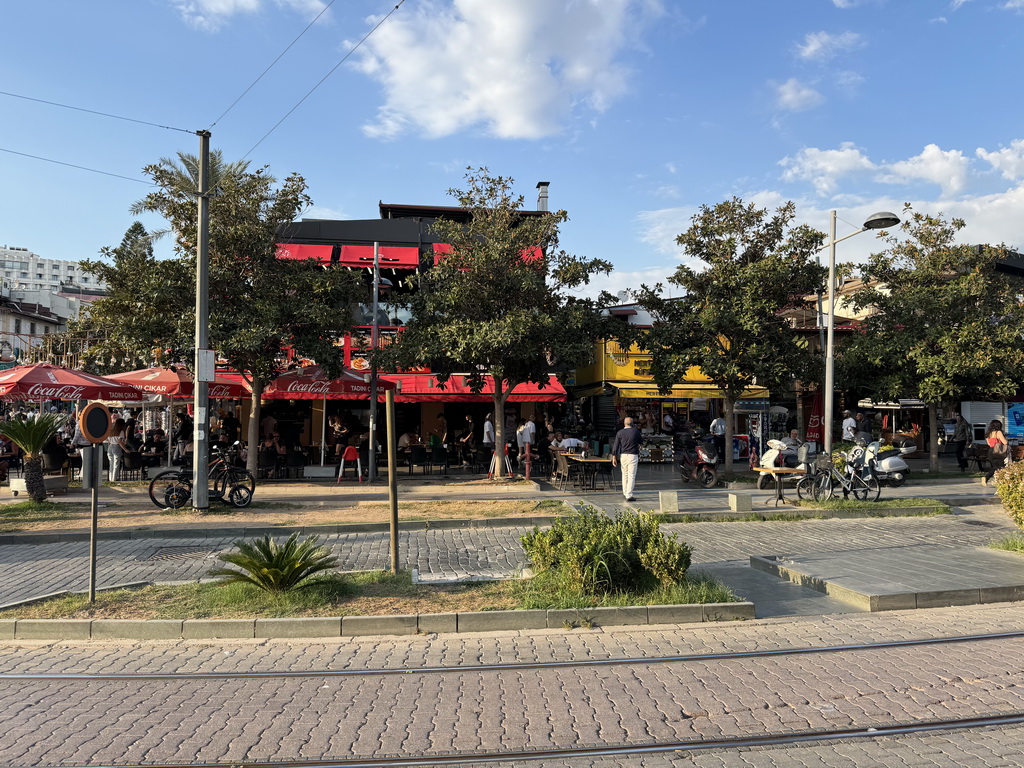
846,205,1024,468
383,168,613,470
631,197,825,472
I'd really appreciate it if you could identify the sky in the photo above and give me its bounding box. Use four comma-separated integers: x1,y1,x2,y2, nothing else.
2,0,1024,301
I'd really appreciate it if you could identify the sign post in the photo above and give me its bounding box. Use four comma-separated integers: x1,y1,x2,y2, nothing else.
79,403,112,603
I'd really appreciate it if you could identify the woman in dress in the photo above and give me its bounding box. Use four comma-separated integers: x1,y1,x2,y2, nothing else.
983,419,1009,486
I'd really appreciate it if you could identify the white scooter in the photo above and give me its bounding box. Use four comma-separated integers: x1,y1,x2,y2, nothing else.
865,439,913,487
756,439,804,490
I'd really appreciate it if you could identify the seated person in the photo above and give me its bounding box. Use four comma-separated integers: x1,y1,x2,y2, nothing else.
398,429,421,449
557,434,587,452
780,429,802,449
549,431,565,450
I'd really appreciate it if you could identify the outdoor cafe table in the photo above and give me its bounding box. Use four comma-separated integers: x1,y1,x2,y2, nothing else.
752,466,804,507
565,454,613,490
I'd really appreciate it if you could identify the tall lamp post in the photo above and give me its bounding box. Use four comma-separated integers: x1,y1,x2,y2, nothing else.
821,209,900,454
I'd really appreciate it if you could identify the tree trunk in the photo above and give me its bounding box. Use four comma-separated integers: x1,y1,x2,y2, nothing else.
246,379,263,478
23,457,46,503
928,401,939,474
491,381,511,478
723,396,735,475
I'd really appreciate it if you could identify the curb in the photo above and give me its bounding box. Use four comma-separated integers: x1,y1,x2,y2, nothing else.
0,601,755,640
0,514,566,546
660,504,953,521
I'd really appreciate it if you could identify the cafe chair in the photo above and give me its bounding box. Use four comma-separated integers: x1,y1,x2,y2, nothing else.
430,445,449,475
286,448,306,478
407,444,430,475
337,445,362,482
120,451,144,481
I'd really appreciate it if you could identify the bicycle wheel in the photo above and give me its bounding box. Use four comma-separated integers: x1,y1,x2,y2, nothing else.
215,468,255,500
796,475,816,501
851,473,881,502
148,470,192,510
812,472,834,502
228,484,253,508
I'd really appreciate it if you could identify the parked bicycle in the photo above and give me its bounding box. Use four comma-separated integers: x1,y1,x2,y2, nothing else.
148,442,255,510
810,441,881,502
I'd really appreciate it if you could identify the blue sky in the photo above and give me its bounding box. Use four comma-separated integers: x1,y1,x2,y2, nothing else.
3,0,1024,299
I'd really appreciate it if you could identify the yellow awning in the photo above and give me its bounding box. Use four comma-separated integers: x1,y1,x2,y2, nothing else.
611,382,769,400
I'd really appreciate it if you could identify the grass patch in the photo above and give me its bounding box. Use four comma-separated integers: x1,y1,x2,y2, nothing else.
0,568,738,620
990,535,1024,554
796,497,951,514
672,512,826,523
0,500,88,532
159,501,306,517
721,473,757,484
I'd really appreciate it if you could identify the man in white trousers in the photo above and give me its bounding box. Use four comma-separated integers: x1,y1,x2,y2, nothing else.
610,416,643,502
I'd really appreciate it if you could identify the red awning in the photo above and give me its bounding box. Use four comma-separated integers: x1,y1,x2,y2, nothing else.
276,243,333,262
384,374,566,403
340,245,419,268
432,242,542,265
261,366,395,400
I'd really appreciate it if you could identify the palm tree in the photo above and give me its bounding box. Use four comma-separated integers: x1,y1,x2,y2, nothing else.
0,413,68,502
130,150,250,226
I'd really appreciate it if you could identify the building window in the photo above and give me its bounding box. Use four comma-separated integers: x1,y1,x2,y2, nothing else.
36,274,42,279
44,326,50,334
19,272,27,278
29,322,36,335
13,319,21,333
82,277,89,283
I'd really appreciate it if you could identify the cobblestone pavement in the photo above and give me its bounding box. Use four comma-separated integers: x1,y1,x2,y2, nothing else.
0,504,1014,604
1,604,1022,766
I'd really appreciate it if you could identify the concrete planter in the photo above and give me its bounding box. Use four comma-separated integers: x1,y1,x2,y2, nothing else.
9,475,68,497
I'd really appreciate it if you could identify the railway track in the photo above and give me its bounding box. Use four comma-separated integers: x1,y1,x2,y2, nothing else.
3,631,1022,768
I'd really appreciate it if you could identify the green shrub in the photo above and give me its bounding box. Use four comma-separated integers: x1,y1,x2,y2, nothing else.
210,533,339,593
994,461,1024,529
521,507,692,593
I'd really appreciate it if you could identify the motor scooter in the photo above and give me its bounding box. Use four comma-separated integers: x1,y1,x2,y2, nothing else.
678,432,719,488
756,439,814,489
865,440,912,487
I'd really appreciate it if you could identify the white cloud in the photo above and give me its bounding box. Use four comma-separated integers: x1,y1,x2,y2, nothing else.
796,31,862,61
1003,0,1024,10
773,78,824,112
780,142,875,195
977,139,1024,180
952,0,973,8
355,0,663,140
173,0,325,31
876,143,969,196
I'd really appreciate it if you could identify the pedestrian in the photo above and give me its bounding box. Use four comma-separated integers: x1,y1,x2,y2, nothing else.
952,413,970,472
983,420,1009,486
482,412,495,450
841,410,857,441
709,414,727,462
106,418,127,481
610,416,643,502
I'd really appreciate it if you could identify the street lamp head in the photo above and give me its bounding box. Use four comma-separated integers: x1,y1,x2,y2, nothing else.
863,211,900,230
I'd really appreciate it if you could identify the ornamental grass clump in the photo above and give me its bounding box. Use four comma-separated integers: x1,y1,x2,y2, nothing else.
210,533,339,593
521,506,692,593
993,461,1024,530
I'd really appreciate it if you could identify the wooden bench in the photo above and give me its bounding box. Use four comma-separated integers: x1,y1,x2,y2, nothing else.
965,444,991,472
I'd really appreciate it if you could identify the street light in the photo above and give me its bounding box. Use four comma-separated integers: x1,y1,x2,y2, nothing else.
822,209,900,454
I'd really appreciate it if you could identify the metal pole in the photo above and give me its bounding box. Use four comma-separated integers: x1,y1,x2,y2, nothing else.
386,388,398,573
823,210,837,455
192,130,211,511
88,443,100,602
368,242,380,483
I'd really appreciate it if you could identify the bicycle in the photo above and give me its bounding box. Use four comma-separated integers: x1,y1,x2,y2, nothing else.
148,443,255,510
811,445,880,502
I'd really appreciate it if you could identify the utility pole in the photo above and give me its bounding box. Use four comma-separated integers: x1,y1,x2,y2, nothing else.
192,130,211,512
368,242,380,483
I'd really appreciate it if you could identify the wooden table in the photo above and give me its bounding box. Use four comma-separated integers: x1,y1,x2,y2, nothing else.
566,455,613,490
753,466,804,506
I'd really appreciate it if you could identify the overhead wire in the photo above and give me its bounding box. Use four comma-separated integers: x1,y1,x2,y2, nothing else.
0,147,152,185
209,0,338,129
242,0,407,160
0,90,194,134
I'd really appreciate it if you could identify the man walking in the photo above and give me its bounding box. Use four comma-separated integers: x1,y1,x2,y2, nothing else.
610,416,643,502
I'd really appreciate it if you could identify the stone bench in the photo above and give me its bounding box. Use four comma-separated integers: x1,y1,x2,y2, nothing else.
728,492,753,512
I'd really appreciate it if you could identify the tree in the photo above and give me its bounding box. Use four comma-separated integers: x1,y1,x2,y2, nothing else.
847,206,1024,471
45,222,192,373
0,414,67,502
632,198,825,473
125,152,365,475
383,168,613,474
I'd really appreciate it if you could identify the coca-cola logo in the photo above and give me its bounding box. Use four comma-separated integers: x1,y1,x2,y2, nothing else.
209,385,233,398
285,380,334,394
26,384,87,399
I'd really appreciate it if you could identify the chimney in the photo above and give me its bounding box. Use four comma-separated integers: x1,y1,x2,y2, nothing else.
535,181,550,212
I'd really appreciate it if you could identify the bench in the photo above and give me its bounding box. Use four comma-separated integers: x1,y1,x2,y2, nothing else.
965,445,991,472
